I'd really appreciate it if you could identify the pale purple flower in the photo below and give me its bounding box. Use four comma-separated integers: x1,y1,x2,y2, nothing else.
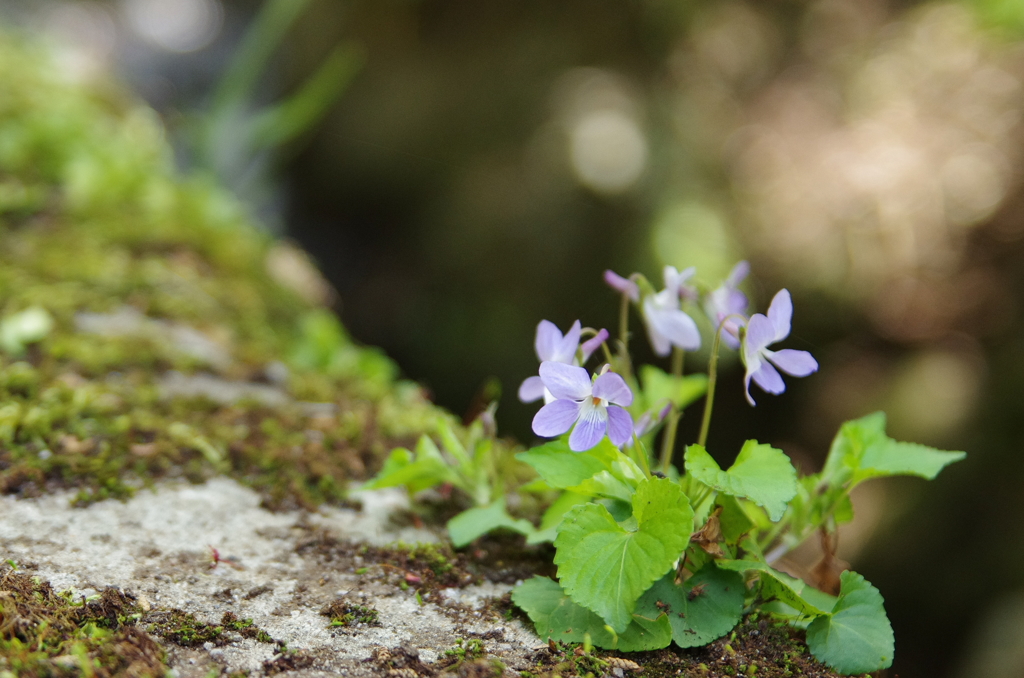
633,401,673,437
518,320,581,403
642,266,701,356
604,270,640,302
518,321,607,404
742,289,818,406
532,362,634,452
704,261,750,350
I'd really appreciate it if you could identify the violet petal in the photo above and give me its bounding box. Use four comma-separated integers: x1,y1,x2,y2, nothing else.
633,412,654,437
532,399,581,437
606,406,633,446
743,369,758,407
766,289,793,342
553,320,582,364
580,328,609,362
726,260,750,288
604,270,640,302
518,376,546,403
569,401,608,451
535,320,563,362
645,306,701,351
642,300,673,356
744,314,775,360
751,360,785,394
724,289,749,317
768,349,818,377
539,361,592,400
593,371,633,407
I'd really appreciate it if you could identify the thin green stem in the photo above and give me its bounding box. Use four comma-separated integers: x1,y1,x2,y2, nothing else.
696,315,745,450
658,347,685,474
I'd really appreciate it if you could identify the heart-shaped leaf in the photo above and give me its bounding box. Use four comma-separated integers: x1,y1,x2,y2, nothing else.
806,571,894,674
554,477,693,632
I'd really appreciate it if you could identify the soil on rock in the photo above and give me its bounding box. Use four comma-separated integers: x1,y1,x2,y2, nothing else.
0,479,851,678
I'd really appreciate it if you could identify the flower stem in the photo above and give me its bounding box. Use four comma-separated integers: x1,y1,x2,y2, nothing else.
697,329,725,449
658,347,685,474
690,484,713,511
617,292,633,381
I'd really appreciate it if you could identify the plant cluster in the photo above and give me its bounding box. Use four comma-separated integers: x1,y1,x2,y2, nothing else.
368,263,965,675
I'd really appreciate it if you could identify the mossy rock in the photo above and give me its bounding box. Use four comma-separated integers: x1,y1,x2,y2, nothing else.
0,34,454,511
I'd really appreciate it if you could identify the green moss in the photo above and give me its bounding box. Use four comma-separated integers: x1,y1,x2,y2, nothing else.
219,612,275,644
0,33,470,510
146,610,223,647
439,638,505,677
444,637,486,661
0,566,167,677
359,542,474,589
320,601,380,627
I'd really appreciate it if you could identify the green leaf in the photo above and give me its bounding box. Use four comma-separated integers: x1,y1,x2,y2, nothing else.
685,442,798,522
527,491,589,545
447,499,535,547
517,439,642,502
362,436,456,494
554,478,693,632
512,576,672,651
716,495,755,544
635,565,744,648
437,420,470,466
517,440,610,489
639,365,708,410
806,571,894,674
717,560,835,616
821,412,965,486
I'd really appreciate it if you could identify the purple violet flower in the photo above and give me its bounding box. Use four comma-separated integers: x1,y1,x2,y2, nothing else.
604,270,640,302
741,289,819,406
532,362,634,451
704,261,750,350
518,321,608,404
518,320,581,403
642,266,701,356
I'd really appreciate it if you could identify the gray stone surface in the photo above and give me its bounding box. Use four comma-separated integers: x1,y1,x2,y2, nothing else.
0,478,540,677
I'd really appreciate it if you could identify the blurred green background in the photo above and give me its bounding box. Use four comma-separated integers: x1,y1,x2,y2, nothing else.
5,0,1024,675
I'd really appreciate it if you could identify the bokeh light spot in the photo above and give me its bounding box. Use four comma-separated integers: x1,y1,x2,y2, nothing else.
650,201,735,279
122,0,223,53
568,109,647,194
